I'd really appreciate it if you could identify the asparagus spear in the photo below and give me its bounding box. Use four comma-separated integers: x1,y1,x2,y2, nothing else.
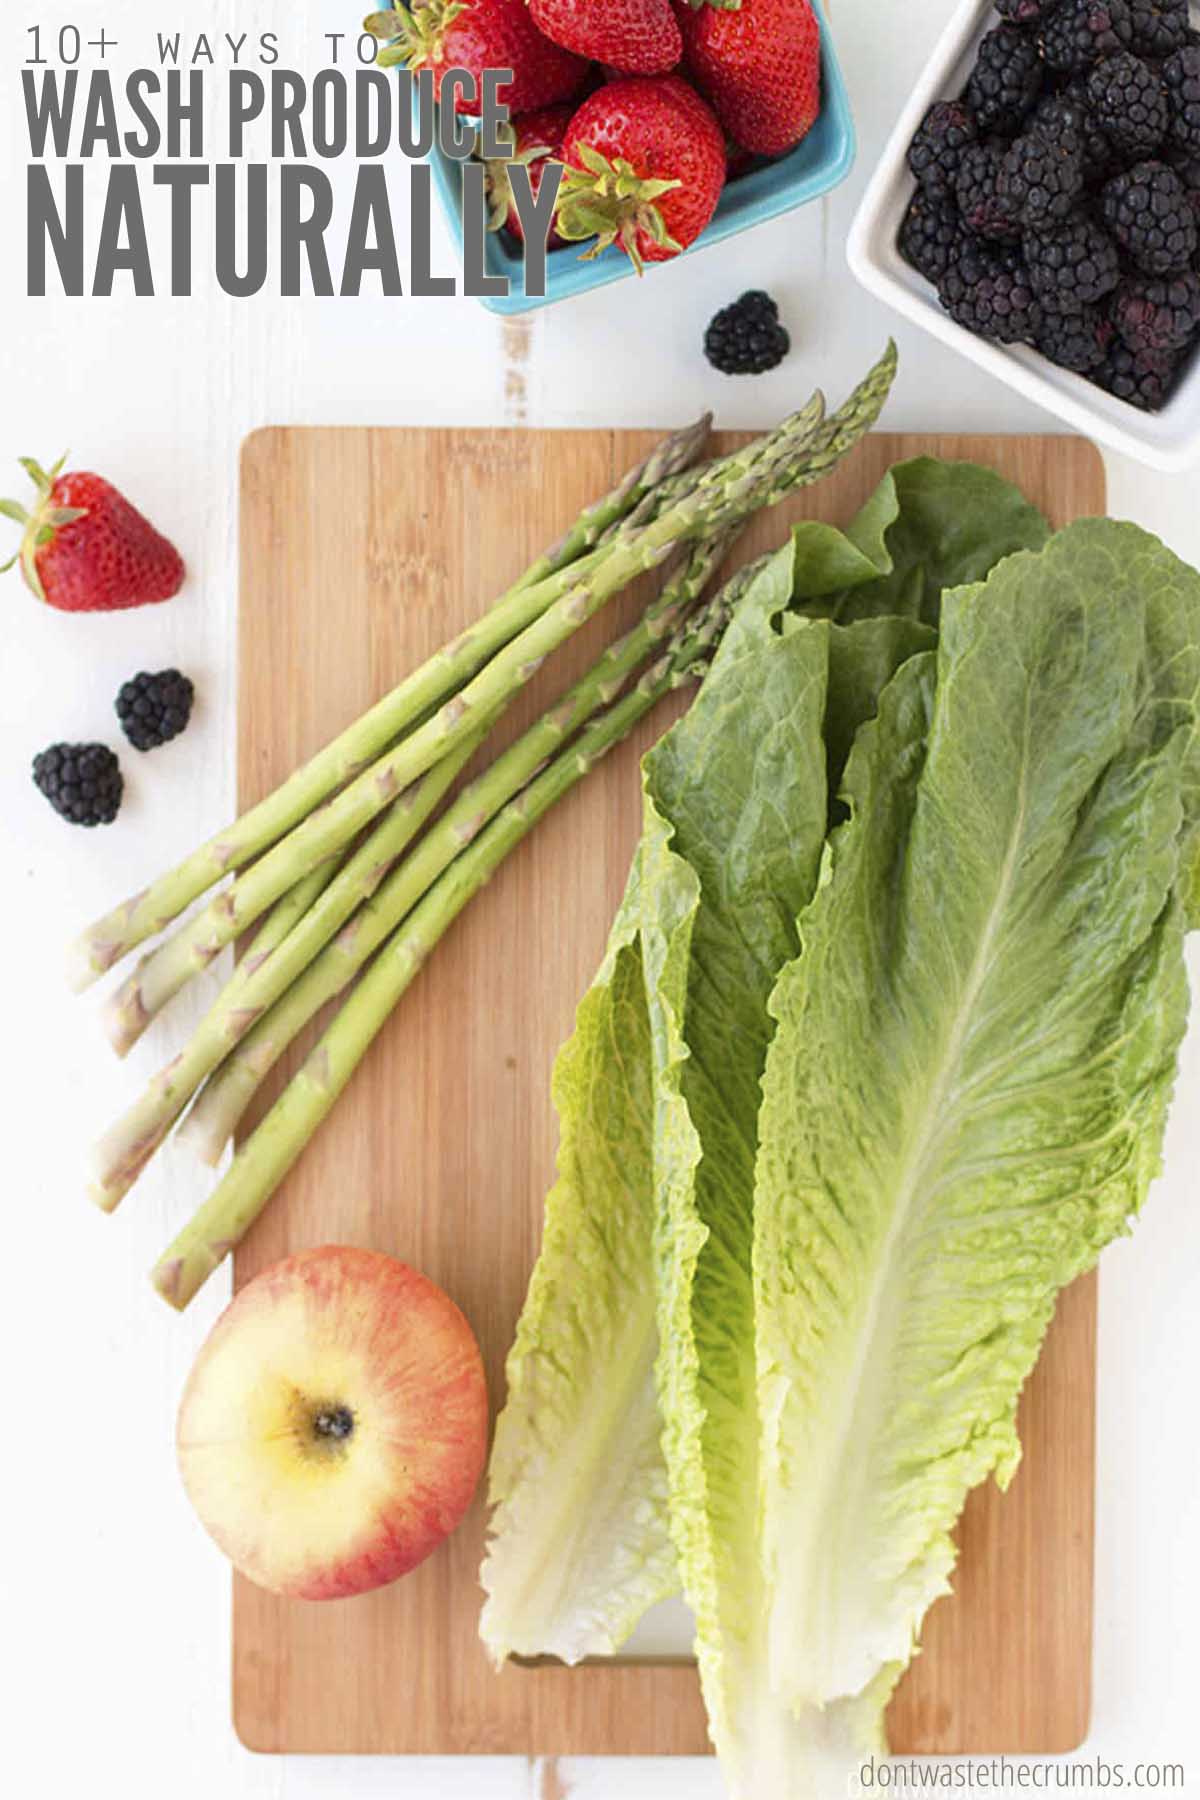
94,345,896,1052
231,864,342,980
66,415,712,994
152,590,733,1312
89,718,495,1210
175,534,734,1168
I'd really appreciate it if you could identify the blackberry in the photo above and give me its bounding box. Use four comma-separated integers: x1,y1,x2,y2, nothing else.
995,0,1053,21
32,742,123,827
1036,303,1116,369
1163,144,1200,218
703,291,790,375
1024,214,1121,309
1102,157,1198,269
965,27,1043,133
955,141,1023,237
959,237,1026,280
1112,269,1200,349
1087,52,1168,156
1033,86,1116,181
907,101,979,203
115,668,195,751
939,255,1043,342
1128,0,1190,58
1096,337,1182,405
1041,0,1134,73
1163,44,1200,154
898,192,964,284
1001,120,1085,225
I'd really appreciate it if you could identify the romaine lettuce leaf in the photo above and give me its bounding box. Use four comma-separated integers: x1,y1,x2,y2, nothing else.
480,875,680,1663
640,598,932,1795
753,523,1194,1753
813,456,1052,626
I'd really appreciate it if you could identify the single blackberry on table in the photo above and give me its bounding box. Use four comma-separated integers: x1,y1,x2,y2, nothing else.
1001,119,1085,225
1087,52,1169,156
1096,337,1183,405
703,291,790,375
1102,157,1198,269
1128,0,1190,58
965,26,1044,133
1033,86,1116,182
907,101,979,203
32,742,123,827
115,668,195,751
1024,213,1121,309
898,192,965,284
1036,303,1116,370
955,141,1023,237
1112,268,1200,348
1163,44,1200,154
939,255,1044,342
1041,0,1134,73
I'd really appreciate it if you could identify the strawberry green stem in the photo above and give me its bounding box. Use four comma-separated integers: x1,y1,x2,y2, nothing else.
555,145,684,274
0,454,82,599
365,3,467,70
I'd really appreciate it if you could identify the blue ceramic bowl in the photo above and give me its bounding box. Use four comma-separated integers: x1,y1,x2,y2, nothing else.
425,0,856,316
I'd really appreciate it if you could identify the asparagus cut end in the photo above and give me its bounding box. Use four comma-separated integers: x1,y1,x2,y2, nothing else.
88,1175,124,1215
66,933,116,994
102,975,152,1059
151,1254,190,1312
176,1109,231,1168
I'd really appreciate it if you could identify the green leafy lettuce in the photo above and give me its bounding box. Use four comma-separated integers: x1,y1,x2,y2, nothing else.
479,885,675,1662
481,459,1004,1668
481,462,1200,1797
754,521,1196,1753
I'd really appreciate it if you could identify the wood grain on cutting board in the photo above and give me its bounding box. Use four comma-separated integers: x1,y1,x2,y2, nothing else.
234,429,1103,1758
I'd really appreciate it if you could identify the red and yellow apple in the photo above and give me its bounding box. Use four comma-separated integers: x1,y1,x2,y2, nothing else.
177,1245,489,1600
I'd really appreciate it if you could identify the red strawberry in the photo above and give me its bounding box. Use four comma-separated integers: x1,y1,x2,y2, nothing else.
485,104,573,246
1,457,184,613
529,0,682,74
557,75,727,270
675,0,822,159
366,0,589,115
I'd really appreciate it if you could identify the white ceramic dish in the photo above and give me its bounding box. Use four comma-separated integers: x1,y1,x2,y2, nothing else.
847,0,1200,471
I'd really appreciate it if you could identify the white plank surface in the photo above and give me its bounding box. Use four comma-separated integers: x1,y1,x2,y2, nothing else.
1,2,1198,1795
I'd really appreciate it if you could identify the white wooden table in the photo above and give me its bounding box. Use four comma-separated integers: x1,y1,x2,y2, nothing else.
2,3,1198,1795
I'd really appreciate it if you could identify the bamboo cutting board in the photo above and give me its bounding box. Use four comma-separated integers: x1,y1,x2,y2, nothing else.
234,428,1104,1759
